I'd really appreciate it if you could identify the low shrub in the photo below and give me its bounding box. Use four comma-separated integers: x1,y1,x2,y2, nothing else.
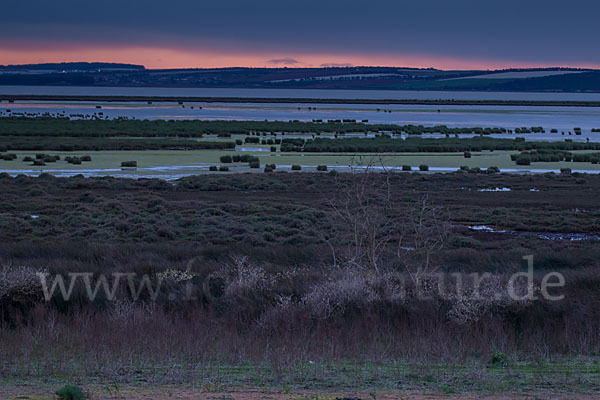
419,164,429,171
220,155,233,163
270,146,277,152
209,166,218,171
249,161,260,169
560,168,572,175
291,165,301,171
235,139,243,145
264,166,273,173
240,155,260,163
22,156,34,162
80,155,92,162
43,155,59,163
464,151,472,158
32,160,46,166
55,385,86,400
219,166,230,172
316,165,328,171
488,351,509,368
121,161,137,167
402,165,411,171
487,166,500,174
0,265,44,323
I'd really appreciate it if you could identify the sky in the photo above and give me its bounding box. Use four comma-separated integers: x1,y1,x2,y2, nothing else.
1,0,599,70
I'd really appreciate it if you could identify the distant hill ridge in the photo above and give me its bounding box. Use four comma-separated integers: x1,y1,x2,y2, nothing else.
0,64,598,92
0,62,145,71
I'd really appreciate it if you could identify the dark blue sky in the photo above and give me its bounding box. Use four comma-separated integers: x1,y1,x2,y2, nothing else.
1,0,599,68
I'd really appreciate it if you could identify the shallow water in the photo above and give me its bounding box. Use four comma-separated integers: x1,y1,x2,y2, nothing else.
2,100,599,137
3,85,600,101
3,164,600,180
235,146,271,152
469,225,600,241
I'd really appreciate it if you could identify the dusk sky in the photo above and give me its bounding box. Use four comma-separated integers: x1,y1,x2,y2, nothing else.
1,0,599,70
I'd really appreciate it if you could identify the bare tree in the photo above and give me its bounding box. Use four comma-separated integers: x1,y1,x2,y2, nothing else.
325,157,448,278
325,157,396,270
397,196,448,284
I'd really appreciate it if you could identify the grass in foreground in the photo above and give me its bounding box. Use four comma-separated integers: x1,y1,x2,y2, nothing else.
2,358,599,397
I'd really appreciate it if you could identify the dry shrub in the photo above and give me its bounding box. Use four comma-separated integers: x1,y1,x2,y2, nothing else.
444,274,537,325
156,268,194,283
257,294,301,331
222,256,275,298
0,265,44,299
272,265,539,326
208,256,278,321
108,299,159,329
302,267,380,318
0,265,45,324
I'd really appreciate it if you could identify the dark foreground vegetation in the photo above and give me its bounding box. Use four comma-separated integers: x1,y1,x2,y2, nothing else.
511,149,600,165
1,172,599,393
0,117,528,137
299,136,600,153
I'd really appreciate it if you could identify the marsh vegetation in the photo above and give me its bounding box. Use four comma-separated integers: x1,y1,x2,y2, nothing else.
2,116,600,396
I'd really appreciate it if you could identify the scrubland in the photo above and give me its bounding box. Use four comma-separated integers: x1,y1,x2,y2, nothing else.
1,171,600,396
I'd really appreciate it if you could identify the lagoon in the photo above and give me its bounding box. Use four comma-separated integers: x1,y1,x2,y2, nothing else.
3,85,600,101
2,100,599,138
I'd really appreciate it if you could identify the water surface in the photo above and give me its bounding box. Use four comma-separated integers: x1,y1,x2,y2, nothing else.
3,85,600,101
2,100,599,139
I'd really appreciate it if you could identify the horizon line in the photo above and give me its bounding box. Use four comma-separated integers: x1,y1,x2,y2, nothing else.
1,62,598,72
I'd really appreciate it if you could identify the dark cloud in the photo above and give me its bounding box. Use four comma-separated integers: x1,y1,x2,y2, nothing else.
267,58,301,65
1,0,599,66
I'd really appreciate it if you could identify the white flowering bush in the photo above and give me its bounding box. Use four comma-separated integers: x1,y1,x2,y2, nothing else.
0,265,44,302
156,268,195,283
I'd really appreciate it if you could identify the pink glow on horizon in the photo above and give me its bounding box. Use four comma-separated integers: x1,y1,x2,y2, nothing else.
1,42,598,70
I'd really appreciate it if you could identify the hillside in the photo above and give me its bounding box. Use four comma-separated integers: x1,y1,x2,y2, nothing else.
0,64,598,92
